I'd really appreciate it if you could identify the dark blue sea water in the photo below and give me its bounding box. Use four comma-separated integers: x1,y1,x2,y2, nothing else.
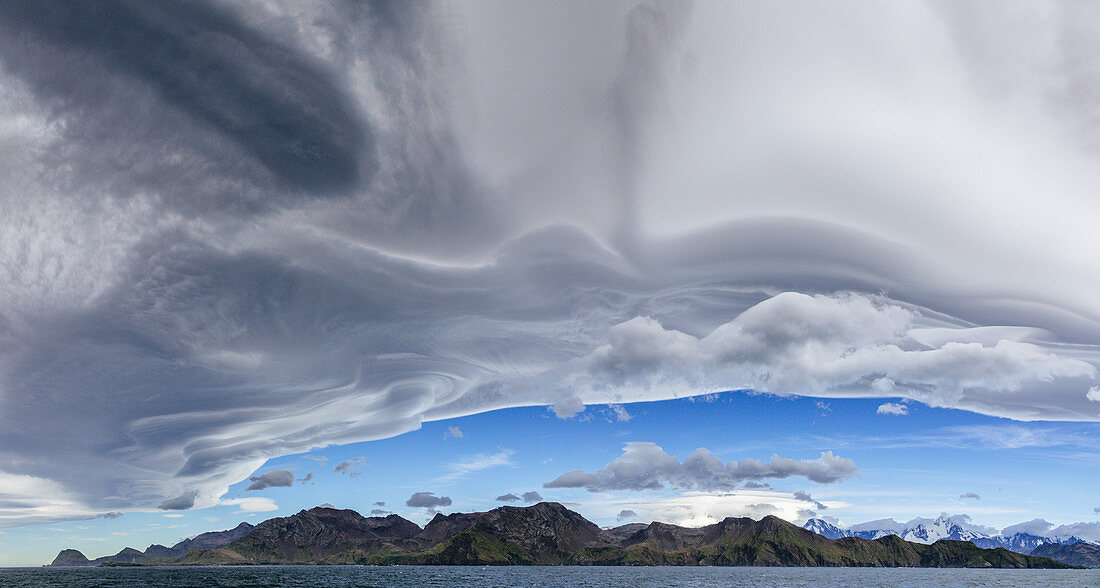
2,566,1097,587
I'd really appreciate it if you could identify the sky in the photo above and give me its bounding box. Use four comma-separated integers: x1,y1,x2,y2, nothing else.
0,0,1098,567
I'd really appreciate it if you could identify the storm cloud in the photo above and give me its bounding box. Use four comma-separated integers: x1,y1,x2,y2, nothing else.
245,470,295,491
544,442,857,492
405,492,452,509
0,0,1098,528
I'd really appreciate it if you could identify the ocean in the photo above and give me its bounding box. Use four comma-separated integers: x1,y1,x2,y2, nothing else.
2,566,1097,587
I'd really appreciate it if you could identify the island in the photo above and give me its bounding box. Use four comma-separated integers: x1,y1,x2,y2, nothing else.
51,502,1083,568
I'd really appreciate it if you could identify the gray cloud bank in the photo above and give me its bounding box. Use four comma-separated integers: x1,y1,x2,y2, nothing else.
0,0,1098,527
545,442,857,492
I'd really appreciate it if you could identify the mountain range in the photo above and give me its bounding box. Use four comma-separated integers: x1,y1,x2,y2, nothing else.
803,515,1093,555
49,522,254,566
50,503,1084,568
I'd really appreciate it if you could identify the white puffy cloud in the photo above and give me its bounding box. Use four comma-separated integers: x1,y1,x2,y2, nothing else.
544,442,857,492
572,293,1095,417
877,403,909,416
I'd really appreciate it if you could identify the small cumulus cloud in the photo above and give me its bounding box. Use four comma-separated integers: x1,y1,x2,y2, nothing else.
373,501,386,507
406,492,452,509
298,473,313,484
1093,507,1100,514
97,512,123,519
444,426,464,439
959,492,981,501
609,404,632,422
792,491,827,510
334,457,369,478
159,491,198,511
302,455,328,464
742,481,771,489
1088,387,1100,402
221,497,278,512
877,402,909,416
370,509,391,516
544,442,857,492
245,470,295,491
318,503,336,509
522,491,543,502
496,493,521,502
617,509,638,522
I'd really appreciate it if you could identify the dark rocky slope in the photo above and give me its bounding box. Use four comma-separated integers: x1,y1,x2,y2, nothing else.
1031,542,1100,568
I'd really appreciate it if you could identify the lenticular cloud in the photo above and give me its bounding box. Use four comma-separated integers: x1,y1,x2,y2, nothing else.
0,0,1098,526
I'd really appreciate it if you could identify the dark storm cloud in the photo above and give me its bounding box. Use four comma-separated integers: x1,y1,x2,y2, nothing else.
245,469,295,491
405,492,451,509
0,0,1098,530
0,0,369,193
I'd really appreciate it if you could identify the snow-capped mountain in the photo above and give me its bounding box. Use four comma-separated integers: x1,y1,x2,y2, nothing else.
802,516,1094,554
803,514,990,544
899,514,989,544
972,533,1051,553
803,518,849,540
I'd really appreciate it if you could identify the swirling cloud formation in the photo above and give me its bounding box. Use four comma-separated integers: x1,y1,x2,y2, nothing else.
0,0,1097,526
